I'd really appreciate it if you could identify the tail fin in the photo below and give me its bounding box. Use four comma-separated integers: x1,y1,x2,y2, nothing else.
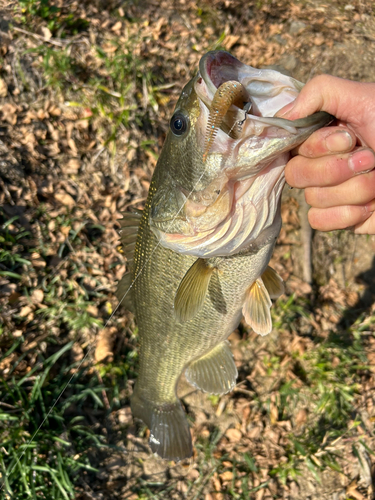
131,389,192,461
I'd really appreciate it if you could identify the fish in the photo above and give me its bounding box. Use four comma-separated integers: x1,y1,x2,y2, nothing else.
117,51,333,461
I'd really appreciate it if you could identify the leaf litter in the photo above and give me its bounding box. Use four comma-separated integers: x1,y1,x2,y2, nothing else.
0,0,375,498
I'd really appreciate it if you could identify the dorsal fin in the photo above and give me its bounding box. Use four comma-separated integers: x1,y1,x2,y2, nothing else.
242,278,272,336
119,209,143,262
115,272,135,313
174,259,216,323
261,266,284,299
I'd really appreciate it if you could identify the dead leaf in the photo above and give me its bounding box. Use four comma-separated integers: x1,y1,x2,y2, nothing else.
31,253,46,268
95,327,117,363
71,343,84,363
219,471,233,482
270,402,278,424
37,109,48,120
295,408,308,428
313,35,325,46
111,21,122,32
1,103,17,125
40,27,52,40
48,104,61,116
223,35,240,50
31,289,44,304
19,305,33,317
225,428,242,443
0,78,7,97
54,191,75,208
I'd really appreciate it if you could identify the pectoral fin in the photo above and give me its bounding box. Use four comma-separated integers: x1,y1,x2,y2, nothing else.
261,266,284,299
185,341,238,395
243,278,272,336
174,259,215,323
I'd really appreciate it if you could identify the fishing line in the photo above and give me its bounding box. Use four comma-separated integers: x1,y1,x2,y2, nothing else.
0,135,220,492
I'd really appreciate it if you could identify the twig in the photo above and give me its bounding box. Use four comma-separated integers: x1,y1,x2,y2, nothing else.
12,26,69,48
95,368,111,411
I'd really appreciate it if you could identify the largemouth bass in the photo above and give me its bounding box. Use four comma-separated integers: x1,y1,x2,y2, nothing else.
117,51,333,461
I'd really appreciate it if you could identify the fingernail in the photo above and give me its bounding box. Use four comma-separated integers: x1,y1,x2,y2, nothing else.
348,149,375,173
325,130,352,152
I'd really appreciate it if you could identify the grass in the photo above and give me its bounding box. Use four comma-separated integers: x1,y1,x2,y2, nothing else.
1,1,375,498
0,340,103,499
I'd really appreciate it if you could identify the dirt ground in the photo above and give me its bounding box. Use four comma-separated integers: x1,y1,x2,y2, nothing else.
1,1,375,499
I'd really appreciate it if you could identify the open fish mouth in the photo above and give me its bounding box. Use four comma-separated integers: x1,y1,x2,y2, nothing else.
149,51,333,258
195,50,330,167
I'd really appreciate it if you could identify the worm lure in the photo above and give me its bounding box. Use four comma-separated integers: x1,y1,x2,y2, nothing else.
203,80,249,162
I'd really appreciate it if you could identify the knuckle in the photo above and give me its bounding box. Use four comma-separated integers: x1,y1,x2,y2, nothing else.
340,205,359,226
305,187,319,206
356,171,375,196
322,157,341,185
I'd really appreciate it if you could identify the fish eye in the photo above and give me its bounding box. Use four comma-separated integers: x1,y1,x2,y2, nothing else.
170,112,189,137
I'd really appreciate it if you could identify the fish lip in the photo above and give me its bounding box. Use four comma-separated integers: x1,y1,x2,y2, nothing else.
199,50,243,92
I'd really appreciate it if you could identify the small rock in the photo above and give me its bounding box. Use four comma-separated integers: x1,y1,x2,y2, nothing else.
272,34,287,46
142,456,167,479
278,54,298,72
289,20,306,35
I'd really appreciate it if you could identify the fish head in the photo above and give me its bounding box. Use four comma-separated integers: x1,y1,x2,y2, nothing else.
150,51,333,257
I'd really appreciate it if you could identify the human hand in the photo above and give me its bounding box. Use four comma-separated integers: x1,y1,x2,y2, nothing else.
279,75,375,234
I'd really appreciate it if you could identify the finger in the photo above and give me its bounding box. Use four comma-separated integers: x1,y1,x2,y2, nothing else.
285,148,375,189
277,74,374,123
292,127,355,158
354,211,375,234
307,201,375,231
305,169,375,208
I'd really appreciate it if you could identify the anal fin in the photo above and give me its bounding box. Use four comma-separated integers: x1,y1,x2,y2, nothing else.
174,258,215,323
262,266,284,299
185,341,238,395
243,278,272,336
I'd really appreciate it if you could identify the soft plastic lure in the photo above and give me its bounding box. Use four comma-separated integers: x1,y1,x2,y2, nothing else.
203,80,249,162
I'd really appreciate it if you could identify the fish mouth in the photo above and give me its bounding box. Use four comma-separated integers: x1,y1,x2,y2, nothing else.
150,51,333,258
195,50,333,161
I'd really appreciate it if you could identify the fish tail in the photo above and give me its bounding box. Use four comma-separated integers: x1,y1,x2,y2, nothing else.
131,387,192,461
